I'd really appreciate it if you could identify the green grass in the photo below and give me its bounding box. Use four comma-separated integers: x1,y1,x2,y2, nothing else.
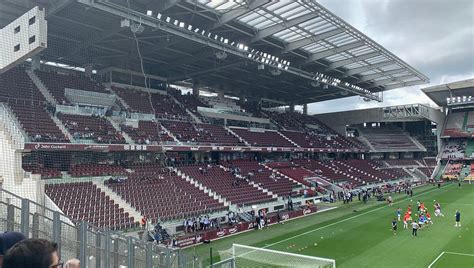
185,183,474,267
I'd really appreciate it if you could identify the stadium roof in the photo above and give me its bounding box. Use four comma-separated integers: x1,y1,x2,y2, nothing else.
422,78,474,107
0,0,429,105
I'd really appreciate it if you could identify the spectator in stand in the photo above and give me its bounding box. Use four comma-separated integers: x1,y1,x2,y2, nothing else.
3,238,80,268
0,232,26,268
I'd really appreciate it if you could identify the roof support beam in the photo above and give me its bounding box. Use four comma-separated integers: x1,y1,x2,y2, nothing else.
357,68,406,83
46,0,74,18
344,61,394,76
369,75,414,88
384,80,426,90
213,0,271,29
326,51,380,71
282,28,343,53
252,12,317,42
169,61,245,81
305,41,365,63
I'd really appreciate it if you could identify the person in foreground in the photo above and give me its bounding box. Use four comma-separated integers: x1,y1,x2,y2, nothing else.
0,231,26,268
3,238,80,268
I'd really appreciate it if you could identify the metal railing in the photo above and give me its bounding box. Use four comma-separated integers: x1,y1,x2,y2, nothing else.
0,188,200,268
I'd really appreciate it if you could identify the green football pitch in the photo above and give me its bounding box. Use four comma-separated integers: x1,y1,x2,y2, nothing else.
185,183,474,268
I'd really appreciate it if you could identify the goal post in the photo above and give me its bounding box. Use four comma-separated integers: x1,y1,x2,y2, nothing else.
212,243,336,268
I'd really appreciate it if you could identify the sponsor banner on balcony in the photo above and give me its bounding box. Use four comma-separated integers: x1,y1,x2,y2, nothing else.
25,143,366,153
175,207,317,247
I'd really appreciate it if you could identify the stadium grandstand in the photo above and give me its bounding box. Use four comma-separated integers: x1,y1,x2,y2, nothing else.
0,0,471,267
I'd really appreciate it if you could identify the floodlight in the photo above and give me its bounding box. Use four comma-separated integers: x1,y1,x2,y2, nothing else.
187,25,192,30
173,20,179,26
146,10,152,16
194,28,199,32
165,17,171,23
224,39,229,44
214,35,218,40
179,22,185,28
243,46,248,51
157,13,162,20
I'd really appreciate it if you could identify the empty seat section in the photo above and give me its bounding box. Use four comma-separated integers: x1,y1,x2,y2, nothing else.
106,164,227,221
112,86,189,119
69,164,126,177
178,164,275,206
45,182,135,230
223,160,298,197
121,121,174,144
162,121,243,145
0,68,67,142
35,70,107,104
230,128,295,147
58,113,125,144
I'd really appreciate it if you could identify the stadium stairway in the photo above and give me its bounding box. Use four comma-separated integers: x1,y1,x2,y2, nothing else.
172,167,231,208
168,94,203,123
356,135,375,151
92,181,142,221
160,124,179,142
0,103,28,144
25,69,58,105
49,112,75,142
263,165,308,193
277,131,300,147
225,127,250,146
109,87,131,111
106,117,134,144
407,135,427,151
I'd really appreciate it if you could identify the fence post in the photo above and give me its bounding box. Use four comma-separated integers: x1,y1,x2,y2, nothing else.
146,242,153,268
127,236,135,268
52,211,61,257
77,221,88,265
104,230,111,268
31,212,40,239
6,204,15,231
96,232,102,268
20,198,30,236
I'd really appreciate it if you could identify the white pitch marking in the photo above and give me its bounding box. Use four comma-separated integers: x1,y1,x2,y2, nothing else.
263,185,451,250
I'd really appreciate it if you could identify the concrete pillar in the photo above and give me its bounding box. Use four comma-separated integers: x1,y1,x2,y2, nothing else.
303,104,308,115
192,84,199,96
218,91,225,99
31,55,41,70
84,64,93,78
289,104,295,112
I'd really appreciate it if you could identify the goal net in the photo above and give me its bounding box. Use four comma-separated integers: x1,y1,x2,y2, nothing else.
213,244,336,268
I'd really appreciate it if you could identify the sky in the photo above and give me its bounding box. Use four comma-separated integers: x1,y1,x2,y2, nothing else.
306,0,474,114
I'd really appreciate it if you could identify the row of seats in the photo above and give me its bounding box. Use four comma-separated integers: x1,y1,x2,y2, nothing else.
69,164,127,177
162,121,244,145
0,68,68,142
46,182,136,230
230,128,295,147
106,164,227,222
384,159,421,166
35,69,107,104
121,121,174,144
58,113,125,144
112,86,189,119
222,160,298,197
178,164,276,206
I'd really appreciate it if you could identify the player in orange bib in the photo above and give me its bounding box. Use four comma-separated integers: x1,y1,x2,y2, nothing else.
403,212,411,229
